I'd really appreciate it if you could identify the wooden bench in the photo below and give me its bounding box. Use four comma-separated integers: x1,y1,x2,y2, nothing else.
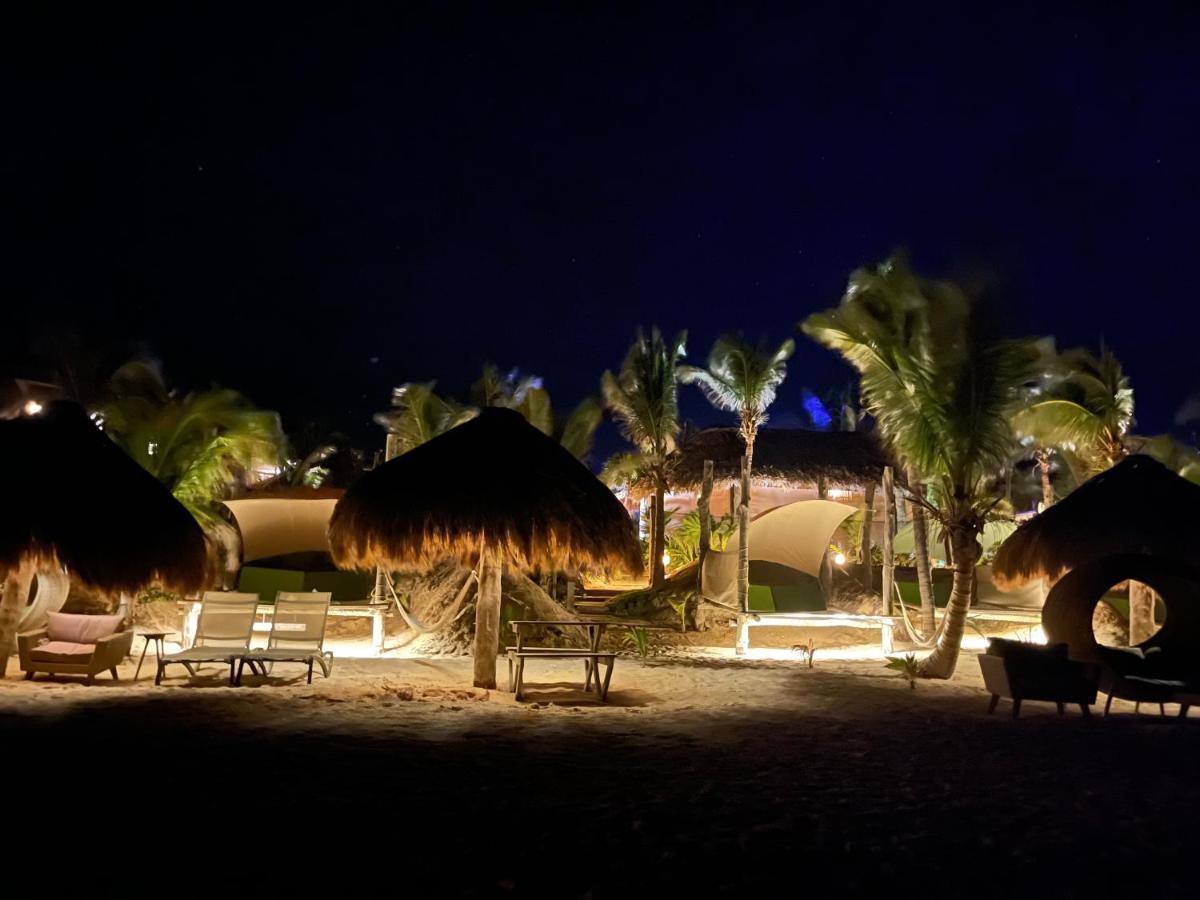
506,647,617,701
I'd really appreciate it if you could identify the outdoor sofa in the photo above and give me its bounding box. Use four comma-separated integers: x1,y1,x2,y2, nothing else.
978,637,1099,718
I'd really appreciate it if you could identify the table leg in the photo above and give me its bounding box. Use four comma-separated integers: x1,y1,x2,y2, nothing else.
134,639,151,681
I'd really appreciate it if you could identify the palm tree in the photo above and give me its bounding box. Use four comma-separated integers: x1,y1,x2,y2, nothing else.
802,253,1039,678
99,383,285,528
472,363,603,462
602,328,688,587
678,334,794,612
1012,345,1134,478
374,382,478,456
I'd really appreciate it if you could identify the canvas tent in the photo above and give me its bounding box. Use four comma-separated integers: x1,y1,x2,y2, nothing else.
700,499,856,610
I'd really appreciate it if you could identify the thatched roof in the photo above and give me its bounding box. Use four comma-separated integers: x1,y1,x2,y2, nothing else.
993,455,1200,588
666,427,892,493
329,408,643,574
0,401,207,593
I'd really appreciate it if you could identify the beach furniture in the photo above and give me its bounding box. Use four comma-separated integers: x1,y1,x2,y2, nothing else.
235,591,334,685
156,592,259,685
17,612,133,683
978,637,1099,718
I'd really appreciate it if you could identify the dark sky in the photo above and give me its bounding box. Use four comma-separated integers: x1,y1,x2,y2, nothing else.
8,3,1200,454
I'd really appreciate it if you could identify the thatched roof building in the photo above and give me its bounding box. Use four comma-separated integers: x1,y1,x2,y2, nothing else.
665,427,893,493
993,455,1200,588
330,407,642,574
0,401,207,593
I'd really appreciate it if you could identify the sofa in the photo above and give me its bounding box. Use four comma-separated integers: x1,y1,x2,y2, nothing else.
978,638,1100,718
18,612,133,683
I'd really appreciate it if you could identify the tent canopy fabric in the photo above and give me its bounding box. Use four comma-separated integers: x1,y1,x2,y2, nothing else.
222,493,342,564
700,499,855,606
893,520,1016,558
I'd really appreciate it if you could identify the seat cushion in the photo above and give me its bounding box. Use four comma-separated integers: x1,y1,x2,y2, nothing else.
30,641,97,664
46,613,124,644
987,638,1068,661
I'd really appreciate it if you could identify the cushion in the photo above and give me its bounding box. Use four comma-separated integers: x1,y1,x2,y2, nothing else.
46,613,124,645
987,638,1068,660
30,641,97,664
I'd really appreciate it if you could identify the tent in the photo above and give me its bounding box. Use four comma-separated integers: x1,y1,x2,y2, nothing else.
700,499,856,612
222,489,371,603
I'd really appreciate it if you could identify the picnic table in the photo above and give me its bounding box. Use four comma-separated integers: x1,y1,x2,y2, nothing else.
507,616,673,701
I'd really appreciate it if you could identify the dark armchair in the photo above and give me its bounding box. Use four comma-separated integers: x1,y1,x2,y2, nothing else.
978,638,1099,718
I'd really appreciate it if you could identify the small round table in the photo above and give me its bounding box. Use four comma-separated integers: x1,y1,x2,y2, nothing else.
135,632,176,681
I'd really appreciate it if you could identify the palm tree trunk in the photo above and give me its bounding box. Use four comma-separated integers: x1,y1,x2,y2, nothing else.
1037,449,1054,509
473,543,503,689
859,481,875,591
0,561,35,678
651,485,667,587
908,480,936,635
881,469,896,615
737,455,751,616
1128,581,1157,646
917,528,979,679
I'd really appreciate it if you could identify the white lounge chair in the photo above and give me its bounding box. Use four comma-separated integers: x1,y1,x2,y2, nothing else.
156,592,259,686
236,591,334,685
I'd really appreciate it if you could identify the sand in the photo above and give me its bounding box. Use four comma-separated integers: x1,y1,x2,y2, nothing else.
2,638,1197,897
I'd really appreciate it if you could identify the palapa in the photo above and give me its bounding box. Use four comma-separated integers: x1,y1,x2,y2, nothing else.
329,407,641,687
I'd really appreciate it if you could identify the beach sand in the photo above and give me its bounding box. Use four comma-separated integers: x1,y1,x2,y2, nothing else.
2,637,1196,897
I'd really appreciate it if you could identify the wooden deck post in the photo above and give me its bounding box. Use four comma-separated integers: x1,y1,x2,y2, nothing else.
881,468,895,617
473,542,503,689
698,460,714,573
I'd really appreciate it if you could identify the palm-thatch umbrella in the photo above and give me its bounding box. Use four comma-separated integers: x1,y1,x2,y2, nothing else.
993,455,1200,589
0,402,208,676
329,407,643,688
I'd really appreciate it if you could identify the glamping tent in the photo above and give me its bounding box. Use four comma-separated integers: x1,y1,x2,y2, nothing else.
700,499,857,613
221,488,371,603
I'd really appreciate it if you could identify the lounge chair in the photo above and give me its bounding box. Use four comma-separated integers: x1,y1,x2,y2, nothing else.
235,591,334,685
156,592,259,686
978,637,1099,718
1097,646,1199,716
18,612,133,683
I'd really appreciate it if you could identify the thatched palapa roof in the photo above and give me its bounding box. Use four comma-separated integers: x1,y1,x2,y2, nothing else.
0,401,207,593
993,455,1200,588
666,427,892,493
330,408,643,574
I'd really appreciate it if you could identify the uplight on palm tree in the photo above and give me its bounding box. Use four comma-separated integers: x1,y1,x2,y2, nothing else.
803,253,1039,678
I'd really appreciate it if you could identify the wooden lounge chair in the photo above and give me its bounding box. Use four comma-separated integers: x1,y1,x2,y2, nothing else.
18,612,133,683
235,591,334,685
156,592,259,686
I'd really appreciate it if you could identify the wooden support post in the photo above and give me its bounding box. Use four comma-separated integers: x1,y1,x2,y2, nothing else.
860,481,875,592
698,460,713,574
473,542,503,689
881,468,895,617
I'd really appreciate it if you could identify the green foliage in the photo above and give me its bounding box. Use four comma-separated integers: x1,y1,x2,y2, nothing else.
885,653,920,688
374,381,478,455
601,327,688,475
1012,344,1134,475
136,584,181,605
663,510,737,567
99,372,285,529
678,333,795,444
801,253,1039,528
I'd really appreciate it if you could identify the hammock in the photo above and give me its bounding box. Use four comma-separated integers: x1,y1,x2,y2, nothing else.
381,568,477,643
889,573,954,648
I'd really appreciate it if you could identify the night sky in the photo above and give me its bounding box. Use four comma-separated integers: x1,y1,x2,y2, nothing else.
8,3,1200,455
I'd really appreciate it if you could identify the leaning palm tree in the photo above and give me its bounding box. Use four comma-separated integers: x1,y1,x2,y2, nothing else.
602,328,688,587
802,254,1039,678
678,334,794,612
